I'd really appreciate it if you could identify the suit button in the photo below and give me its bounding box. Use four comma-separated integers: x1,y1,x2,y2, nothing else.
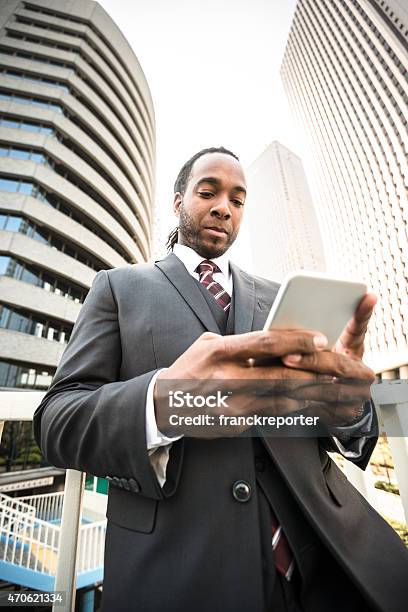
121,478,131,491
232,480,252,502
128,478,140,493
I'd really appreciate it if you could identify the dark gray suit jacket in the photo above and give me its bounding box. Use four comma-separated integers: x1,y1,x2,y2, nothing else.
34,254,408,612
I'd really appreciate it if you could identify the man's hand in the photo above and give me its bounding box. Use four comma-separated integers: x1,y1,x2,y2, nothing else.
333,292,377,359
281,292,377,426
153,328,374,437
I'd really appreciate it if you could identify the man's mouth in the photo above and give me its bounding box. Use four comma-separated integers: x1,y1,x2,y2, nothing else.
204,226,229,235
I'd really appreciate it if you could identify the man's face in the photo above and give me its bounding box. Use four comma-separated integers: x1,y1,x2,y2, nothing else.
174,153,247,259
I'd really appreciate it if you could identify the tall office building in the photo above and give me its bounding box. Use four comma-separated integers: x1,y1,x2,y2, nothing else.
246,141,325,282
281,0,408,371
0,0,155,469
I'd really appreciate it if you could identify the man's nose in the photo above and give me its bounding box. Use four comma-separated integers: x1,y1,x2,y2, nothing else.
210,197,231,219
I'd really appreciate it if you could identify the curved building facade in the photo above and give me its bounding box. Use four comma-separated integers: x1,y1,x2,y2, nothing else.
0,0,155,391
281,0,408,372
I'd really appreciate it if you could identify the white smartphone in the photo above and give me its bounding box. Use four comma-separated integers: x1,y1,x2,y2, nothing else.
263,271,367,349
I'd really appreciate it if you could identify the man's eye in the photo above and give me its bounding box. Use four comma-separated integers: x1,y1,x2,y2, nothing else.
199,191,214,198
232,199,244,206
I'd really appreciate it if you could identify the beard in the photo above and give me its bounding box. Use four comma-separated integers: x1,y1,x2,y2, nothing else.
178,205,238,259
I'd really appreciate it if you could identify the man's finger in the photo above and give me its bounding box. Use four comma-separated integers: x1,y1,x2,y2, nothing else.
219,329,328,362
282,350,375,381
335,293,377,354
287,380,372,404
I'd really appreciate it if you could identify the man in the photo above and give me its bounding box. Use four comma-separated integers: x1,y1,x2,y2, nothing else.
34,147,408,612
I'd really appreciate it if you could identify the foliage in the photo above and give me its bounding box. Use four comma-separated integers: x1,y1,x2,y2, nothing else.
375,480,400,496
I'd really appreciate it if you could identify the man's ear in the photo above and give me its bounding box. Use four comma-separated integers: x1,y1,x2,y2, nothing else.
173,192,182,217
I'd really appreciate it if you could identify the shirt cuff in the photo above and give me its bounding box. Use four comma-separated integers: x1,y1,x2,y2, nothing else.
145,368,184,451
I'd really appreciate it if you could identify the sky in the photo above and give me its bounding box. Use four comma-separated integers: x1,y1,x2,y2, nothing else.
98,0,299,255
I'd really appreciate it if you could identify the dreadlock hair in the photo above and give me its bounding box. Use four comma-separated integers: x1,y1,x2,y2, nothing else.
166,146,240,252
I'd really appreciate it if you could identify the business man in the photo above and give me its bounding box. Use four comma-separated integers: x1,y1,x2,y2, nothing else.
34,147,408,612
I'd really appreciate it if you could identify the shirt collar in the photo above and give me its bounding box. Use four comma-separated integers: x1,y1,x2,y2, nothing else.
173,243,231,279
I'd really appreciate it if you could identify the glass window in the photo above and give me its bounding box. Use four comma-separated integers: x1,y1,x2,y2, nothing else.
20,265,39,286
0,360,10,386
42,272,55,288
0,177,19,192
8,309,30,333
57,280,69,295
1,118,19,128
5,258,21,279
12,148,30,160
19,182,34,195
32,227,48,244
31,99,49,109
0,256,10,275
69,285,84,302
30,152,46,164
0,147,8,156
64,244,75,258
5,216,23,232
50,236,63,251
18,218,32,235
7,363,18,387
21,122,39,133
0,305,11,328
0,214,7,229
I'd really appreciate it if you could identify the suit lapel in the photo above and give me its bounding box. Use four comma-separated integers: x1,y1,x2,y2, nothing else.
155,253,221,334
230,262,256,333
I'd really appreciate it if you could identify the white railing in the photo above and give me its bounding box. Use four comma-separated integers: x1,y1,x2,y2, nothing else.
0,491,106,578
0,492,36,518
16,492,65,523
76,521,106,574
0,502,60,575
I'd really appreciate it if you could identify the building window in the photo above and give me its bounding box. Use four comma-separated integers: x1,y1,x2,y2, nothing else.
0,91,62,113
0,303,72,344
0,116,54,134
0,177,35,194
0,359,53,389
1,69,70,93
0,212,103,270
0,255,86,302
0,145,48,164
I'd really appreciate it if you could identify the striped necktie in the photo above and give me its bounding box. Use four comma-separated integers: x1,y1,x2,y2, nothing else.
196,260,231,311
271,512,295,581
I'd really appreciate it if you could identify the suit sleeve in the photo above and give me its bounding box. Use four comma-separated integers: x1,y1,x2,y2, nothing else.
33,269,170,501
320,400,379,470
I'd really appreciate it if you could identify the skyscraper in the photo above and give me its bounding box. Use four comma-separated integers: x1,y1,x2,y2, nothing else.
0,0,155,469
281,0,407,372
246,141,325,282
